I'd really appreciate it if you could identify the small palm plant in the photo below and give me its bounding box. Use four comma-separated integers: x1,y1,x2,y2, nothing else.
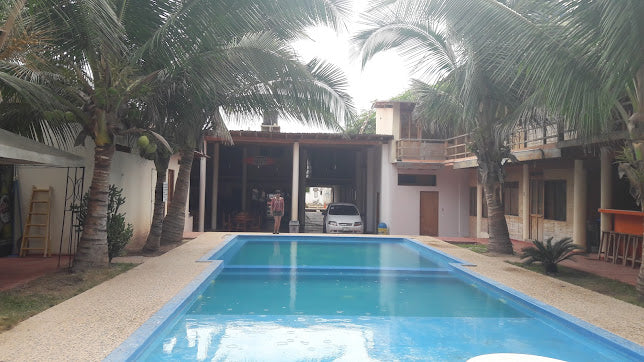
520,237,580,275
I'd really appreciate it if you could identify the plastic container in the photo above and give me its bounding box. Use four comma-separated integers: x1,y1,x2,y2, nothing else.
377,222,388,235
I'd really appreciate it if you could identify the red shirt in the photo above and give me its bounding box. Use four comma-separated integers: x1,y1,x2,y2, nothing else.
271,197,284,212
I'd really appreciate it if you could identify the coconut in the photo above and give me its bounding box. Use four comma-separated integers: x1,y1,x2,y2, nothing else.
137,135,150,149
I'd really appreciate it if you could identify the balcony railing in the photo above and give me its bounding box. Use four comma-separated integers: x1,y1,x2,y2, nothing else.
396,139,447,161
395,124,579,162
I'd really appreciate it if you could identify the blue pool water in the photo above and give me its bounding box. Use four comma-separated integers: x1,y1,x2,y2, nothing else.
109,235,644,361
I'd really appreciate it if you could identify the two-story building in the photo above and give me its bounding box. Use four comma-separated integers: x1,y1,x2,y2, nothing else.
372,101,638,253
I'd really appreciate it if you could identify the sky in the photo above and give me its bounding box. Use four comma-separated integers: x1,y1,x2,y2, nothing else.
226,0,412,133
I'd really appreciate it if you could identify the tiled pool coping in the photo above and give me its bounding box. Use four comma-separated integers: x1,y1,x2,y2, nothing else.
106,234,644,361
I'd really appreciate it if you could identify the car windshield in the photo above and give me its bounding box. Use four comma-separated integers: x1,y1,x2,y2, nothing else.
328,205,358,215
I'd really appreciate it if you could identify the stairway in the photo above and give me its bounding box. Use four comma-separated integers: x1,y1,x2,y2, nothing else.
19,187,52,257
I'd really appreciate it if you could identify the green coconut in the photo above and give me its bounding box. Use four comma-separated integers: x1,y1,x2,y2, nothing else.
144,142,157,154
137,135,150,149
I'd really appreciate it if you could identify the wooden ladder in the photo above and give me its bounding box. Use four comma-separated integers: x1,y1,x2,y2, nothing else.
19,187,52,257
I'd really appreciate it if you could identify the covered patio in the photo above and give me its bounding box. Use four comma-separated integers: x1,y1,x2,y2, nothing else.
0,128,84,277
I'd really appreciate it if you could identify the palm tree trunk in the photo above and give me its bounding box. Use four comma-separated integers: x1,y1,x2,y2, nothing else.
142,155,170,252
160,148,193,245
483,175,513,254
72,144,114,271
476,99,514,254
634,65,644,299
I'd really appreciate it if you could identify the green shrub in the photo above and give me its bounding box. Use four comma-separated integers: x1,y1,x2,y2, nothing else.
520,237,580,275
72,185,133,262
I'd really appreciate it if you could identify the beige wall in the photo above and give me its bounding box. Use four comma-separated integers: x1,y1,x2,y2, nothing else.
375,104,402,163
469,162,575,242
15,141,158,255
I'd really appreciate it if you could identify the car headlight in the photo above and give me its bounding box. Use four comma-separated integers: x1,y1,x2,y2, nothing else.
354,222,362,226
328,221,337,226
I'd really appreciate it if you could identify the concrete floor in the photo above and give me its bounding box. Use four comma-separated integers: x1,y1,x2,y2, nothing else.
0,233,642,361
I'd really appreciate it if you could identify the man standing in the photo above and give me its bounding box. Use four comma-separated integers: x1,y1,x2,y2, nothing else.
270,190,284,234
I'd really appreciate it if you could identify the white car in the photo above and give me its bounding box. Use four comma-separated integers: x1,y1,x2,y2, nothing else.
322,203,364,234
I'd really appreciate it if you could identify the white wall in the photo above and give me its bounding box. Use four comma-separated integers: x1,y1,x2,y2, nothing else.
15,141,157,254
379,143,471,236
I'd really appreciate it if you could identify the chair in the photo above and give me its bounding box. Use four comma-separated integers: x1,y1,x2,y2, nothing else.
598,231,614,261
222,213,232,231
607,233,627,264
232,212,252,231
624,234,643,268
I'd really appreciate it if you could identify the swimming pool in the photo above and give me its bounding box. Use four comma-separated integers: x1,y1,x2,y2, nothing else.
108,235,644,361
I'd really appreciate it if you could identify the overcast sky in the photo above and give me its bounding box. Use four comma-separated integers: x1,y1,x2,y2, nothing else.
226,0,411,133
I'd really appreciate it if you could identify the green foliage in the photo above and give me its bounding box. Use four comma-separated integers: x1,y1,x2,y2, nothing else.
345,109,376,135
520,237,580,275
72,185,133,262
616,145,644,207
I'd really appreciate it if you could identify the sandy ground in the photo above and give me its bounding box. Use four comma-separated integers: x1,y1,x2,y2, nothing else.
0,233,642,361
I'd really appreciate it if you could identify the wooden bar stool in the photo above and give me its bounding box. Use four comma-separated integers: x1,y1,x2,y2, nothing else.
626,235,643,268
612,233,628,264
623,234,637,266
602,232,618,262
597,231,613,261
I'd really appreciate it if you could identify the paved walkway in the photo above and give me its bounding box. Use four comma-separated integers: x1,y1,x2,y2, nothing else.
0,233,642,361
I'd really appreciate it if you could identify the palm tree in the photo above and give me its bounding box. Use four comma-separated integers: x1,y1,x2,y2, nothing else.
354,2,545,254
1,0,353,270
375,0,644,296
154,55,355,246
136,28,355,248
0,0,79,144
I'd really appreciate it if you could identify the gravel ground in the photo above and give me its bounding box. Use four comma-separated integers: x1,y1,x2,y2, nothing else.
0,233,641,361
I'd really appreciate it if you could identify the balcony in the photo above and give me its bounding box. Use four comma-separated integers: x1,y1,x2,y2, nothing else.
395,124,579,163
396,139,447,161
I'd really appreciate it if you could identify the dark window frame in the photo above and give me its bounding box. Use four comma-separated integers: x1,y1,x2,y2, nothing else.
398,174,437,186
503,182,519,216
469,186,488,218
544,180,566,221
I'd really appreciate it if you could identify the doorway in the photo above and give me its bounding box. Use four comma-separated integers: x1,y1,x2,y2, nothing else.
420,191,439,236
529,179,544,241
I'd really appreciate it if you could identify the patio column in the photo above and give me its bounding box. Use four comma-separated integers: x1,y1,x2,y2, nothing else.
198,140,206,232
241,146,247,211
600,147,612,235
290,142,300,232
573,159,587,249
211,143,220,230
522,164,530,241
476,181,482,238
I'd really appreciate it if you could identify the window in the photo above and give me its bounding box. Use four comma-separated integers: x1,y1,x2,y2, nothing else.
544,180,566,221
469,187,488,217
398,174,437,186
503,182,519,216
328,204,359,215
